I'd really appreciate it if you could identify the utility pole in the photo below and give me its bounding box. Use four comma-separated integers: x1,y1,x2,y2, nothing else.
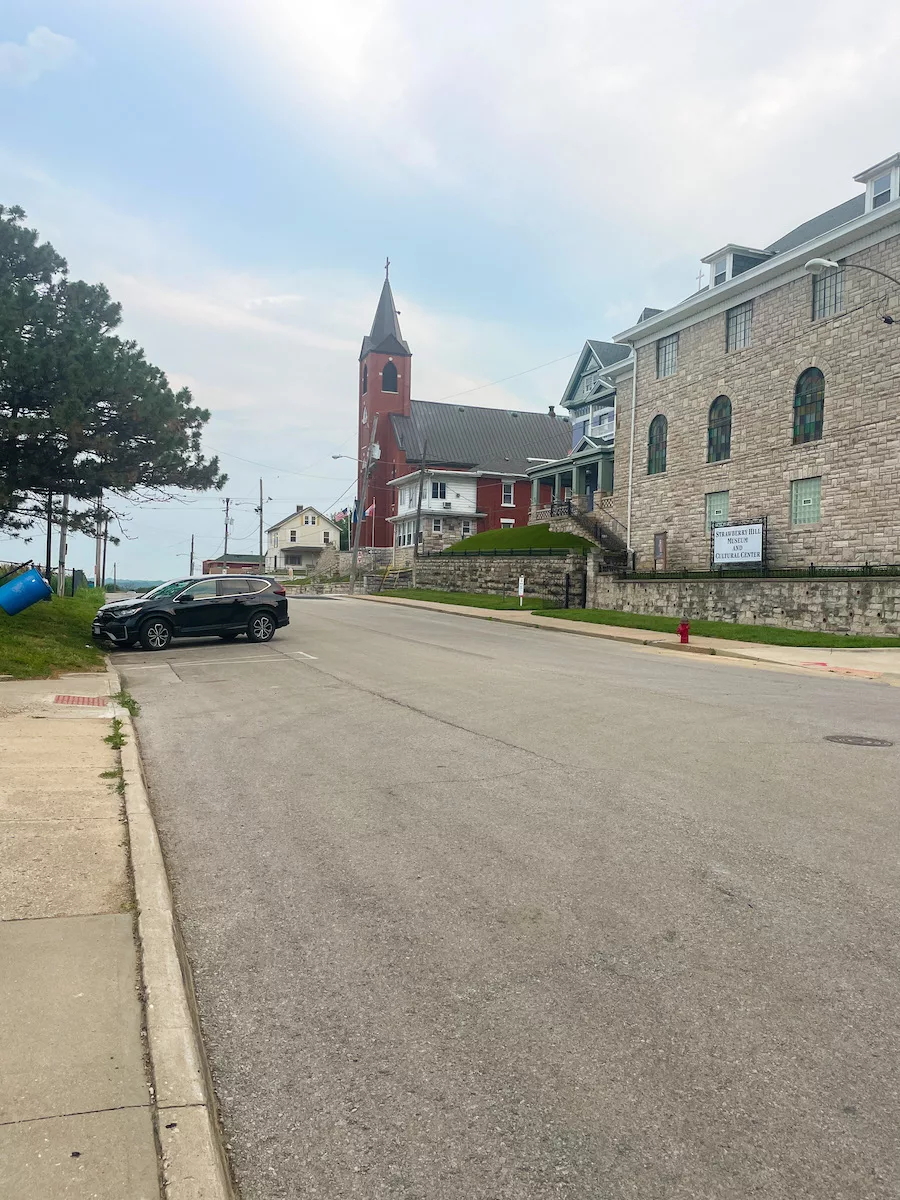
349,412,378,595
94,493,103,588
223,496,231,558
113,562,117,589
56,494,69,597
101,517,109,587
258,478,264,565
44,490,54,583
411,440,428,589
189,534,195,576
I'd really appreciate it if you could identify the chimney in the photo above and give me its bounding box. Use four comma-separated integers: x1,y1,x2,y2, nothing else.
548,405,555,417
296,505,302,512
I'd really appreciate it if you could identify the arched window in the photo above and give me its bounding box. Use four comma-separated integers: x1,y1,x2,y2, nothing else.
793,368,824,444
382,361,398,393
707,395,732,463
647,415,667,475
362,364,368,394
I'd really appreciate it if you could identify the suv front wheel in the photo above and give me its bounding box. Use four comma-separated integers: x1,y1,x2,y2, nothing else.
247,611,276,643
139,617,173,652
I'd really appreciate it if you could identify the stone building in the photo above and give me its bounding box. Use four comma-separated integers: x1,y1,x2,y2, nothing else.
607,153,900,571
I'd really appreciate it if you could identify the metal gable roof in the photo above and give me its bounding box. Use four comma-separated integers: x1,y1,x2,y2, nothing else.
390,400,571,476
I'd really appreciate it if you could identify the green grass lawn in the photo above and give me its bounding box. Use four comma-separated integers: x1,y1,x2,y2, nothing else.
381,588,555,610
0,588,106,679
540,608,900,648
442,524,593,554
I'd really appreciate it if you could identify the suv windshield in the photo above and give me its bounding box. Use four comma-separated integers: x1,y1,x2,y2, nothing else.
141,579,193,600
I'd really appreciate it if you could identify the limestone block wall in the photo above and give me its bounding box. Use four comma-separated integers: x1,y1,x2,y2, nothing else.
591,572,900,635
615,232,900,570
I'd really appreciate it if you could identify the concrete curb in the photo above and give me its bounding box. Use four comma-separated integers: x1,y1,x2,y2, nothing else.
353,593,754,660
111,670,235,1200
352,595,897,681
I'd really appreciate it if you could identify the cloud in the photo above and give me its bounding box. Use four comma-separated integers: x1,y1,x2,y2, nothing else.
0,26,80,86
164,0,900,269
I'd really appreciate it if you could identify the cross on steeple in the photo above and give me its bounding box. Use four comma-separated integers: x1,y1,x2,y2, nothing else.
385,256,391,280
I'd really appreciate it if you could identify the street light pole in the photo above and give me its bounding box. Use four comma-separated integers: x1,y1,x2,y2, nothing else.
805,258,900,322
349,413,378,596
412,439,428,589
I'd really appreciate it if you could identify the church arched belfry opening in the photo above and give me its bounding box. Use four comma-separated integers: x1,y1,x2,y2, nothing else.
382,361,398,392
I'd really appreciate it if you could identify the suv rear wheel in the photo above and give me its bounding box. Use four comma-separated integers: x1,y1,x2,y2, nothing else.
139,617,173,652
247,611,276,643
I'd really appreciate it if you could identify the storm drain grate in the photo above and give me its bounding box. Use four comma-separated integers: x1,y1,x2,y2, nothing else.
54,695,109,707
824,734,894,748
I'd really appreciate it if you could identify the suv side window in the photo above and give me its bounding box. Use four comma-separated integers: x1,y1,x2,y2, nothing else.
181,579,218,599
218,578,254,596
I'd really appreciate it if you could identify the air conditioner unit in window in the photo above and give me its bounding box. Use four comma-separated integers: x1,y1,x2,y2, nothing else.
442,501,451,509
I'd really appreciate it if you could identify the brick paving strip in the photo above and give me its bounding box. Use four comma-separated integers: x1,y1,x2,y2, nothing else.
0,670,233,1200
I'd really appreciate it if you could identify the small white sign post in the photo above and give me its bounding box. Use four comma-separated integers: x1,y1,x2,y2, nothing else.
712,522,764,565
518,574,525,608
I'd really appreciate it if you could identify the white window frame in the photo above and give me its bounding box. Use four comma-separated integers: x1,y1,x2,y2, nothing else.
431,480,447,500
863,164,900,211
432,518,442,533
500,518,515,529
656,333,678,378
713,256,728,286
323,531,330,544
273,533,278,547
289,529,297,542
501,480,515,507
726,301,752,351
461,519,472,538
791,477,821,526
705,490,729,533
812,268,844,320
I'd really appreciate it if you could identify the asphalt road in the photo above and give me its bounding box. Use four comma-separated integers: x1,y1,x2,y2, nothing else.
118,598,900,1200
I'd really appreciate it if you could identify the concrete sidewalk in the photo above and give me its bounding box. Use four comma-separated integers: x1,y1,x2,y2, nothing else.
0,672,230,1199
356,594,900,684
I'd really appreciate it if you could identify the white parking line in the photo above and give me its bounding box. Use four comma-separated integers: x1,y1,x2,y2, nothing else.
124,655,279,669
291,651,318,660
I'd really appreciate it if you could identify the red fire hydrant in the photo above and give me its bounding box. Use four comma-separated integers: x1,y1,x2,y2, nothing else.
677,620,690,644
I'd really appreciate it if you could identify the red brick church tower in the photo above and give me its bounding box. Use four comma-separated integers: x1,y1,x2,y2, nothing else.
357,261,411,549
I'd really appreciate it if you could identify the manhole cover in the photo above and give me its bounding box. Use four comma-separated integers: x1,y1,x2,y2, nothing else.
824,734,894,748
54,695,109,707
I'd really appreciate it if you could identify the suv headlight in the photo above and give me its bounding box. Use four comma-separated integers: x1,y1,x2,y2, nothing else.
114,606,143,618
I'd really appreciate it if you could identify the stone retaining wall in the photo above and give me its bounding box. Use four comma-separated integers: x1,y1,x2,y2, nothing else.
370,553,588,605
590,569,900,636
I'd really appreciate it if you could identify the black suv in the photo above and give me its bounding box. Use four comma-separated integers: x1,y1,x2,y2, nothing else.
92,576,289,651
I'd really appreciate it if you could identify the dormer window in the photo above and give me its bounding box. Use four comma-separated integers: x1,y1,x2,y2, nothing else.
582,371,598,395
855,154,900,213
703,245,770,287
873,173,892,209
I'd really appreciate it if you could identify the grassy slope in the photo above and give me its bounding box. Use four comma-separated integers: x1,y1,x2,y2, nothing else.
0,588,106,679
442,524,592,554
541,608,900,648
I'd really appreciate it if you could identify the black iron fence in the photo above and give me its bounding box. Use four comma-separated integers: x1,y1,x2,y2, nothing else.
620,561,900,581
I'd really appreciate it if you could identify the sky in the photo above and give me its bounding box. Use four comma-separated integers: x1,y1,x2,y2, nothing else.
2,0,899,579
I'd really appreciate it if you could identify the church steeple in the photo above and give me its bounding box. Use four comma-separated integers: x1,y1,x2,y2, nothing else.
360,260,411,360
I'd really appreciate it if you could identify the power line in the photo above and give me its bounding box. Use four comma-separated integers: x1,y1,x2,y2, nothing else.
425,351,579,404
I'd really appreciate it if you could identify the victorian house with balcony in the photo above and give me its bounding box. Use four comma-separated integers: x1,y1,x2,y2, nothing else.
526,338,633,514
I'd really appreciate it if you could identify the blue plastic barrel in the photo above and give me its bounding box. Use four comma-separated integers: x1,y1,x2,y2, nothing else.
0,568,53,615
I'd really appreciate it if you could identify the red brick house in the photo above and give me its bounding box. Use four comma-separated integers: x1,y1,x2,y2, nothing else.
356,269,571,551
